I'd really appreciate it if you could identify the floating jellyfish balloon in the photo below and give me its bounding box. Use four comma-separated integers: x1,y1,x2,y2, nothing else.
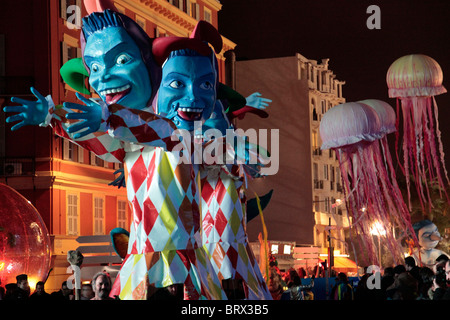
320,102,413,265
387,54,450,213
0,183,52,289
358,99,419,246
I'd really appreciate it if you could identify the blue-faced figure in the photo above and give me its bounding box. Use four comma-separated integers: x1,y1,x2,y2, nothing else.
156,50,218,131
80,9,160,110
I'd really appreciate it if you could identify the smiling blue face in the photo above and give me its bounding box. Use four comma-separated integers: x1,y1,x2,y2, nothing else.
157,54,216,131
83,27,151,109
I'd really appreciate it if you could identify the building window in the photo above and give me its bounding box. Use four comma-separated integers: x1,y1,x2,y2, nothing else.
191,1,200,20
314,196,320,212
61,42,80,65
63,139,83,162
118,200,127,229
90,152,104,167
323,164,328,180
94,197,105,235
204,7,212,23
183,0,190,14
324,197,330,213
135,15,146,30
67,193,79,235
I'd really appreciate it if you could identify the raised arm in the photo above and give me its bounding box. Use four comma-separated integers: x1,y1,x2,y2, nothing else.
64,94,181,152
3,87,125,163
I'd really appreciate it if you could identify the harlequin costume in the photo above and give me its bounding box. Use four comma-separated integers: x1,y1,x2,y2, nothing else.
87,101,271,300
200,164,272,299
44,102,226,300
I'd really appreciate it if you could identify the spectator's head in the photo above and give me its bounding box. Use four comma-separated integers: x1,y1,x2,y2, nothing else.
404,256,416,271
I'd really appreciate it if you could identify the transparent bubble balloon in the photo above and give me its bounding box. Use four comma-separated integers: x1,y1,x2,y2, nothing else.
0,183,52,289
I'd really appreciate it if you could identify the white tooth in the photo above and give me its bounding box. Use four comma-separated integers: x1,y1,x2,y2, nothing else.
186,108,192,112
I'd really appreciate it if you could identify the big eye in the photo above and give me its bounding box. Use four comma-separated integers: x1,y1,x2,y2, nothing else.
116,54,131,65
200,81,213,90
169,80,184,89
91,63,100,72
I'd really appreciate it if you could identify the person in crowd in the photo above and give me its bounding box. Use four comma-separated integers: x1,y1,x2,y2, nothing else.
405,256,421,283
5,274,30,300
80,283,94,300
433,263,448,300
380,266,395,299
385,264,406,299
331,272,354,300
3,283,17,300
50,281,74,300
91,272,114,300
443,259,450,300
391,272,418,300
417,267,435,300
280,270,315,300
268,268,285,300
354,272,371,300
30,281,51,300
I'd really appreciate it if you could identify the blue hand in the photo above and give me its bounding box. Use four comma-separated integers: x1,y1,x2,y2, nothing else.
108,168,126,189
3,87,48,131
245,92,272,110
64,92,102,139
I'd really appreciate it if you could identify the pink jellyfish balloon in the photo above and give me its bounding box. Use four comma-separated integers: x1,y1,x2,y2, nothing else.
387,54,450,214
359,99,419,245
320,102,412,265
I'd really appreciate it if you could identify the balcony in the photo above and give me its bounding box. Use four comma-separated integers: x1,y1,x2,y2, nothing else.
314,179,324,189
312,147,322,156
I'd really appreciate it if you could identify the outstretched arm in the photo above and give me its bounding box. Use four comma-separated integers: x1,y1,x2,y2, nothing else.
64,95,180,151
3,87,125,163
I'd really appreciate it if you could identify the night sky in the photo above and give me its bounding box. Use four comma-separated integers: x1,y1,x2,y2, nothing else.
218,0,450,166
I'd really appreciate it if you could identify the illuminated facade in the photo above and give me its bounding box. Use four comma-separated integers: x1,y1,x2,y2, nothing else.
299,54,349,256
235,53,349,271
0,0,235,291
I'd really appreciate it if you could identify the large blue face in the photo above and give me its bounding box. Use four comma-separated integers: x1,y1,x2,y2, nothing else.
83,27,151,109
157,54,216,131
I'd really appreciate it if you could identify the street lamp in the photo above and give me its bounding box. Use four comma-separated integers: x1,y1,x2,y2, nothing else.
370,221,386,266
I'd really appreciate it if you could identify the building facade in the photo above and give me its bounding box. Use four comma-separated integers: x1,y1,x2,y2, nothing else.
0,0,235,291
299,54,349,257
235,53,350,272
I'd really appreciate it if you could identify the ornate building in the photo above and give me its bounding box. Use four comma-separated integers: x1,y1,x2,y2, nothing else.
234,53,352,273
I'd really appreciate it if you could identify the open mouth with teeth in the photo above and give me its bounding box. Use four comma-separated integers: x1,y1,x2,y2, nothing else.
177,107,203,121
101,84,131,105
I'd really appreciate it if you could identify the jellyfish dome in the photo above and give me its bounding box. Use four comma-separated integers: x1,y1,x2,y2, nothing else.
386,54,450,214
387,54,446,98
320,102,413,266
319,102,382,150
0,183,52,289
358,99,396,135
